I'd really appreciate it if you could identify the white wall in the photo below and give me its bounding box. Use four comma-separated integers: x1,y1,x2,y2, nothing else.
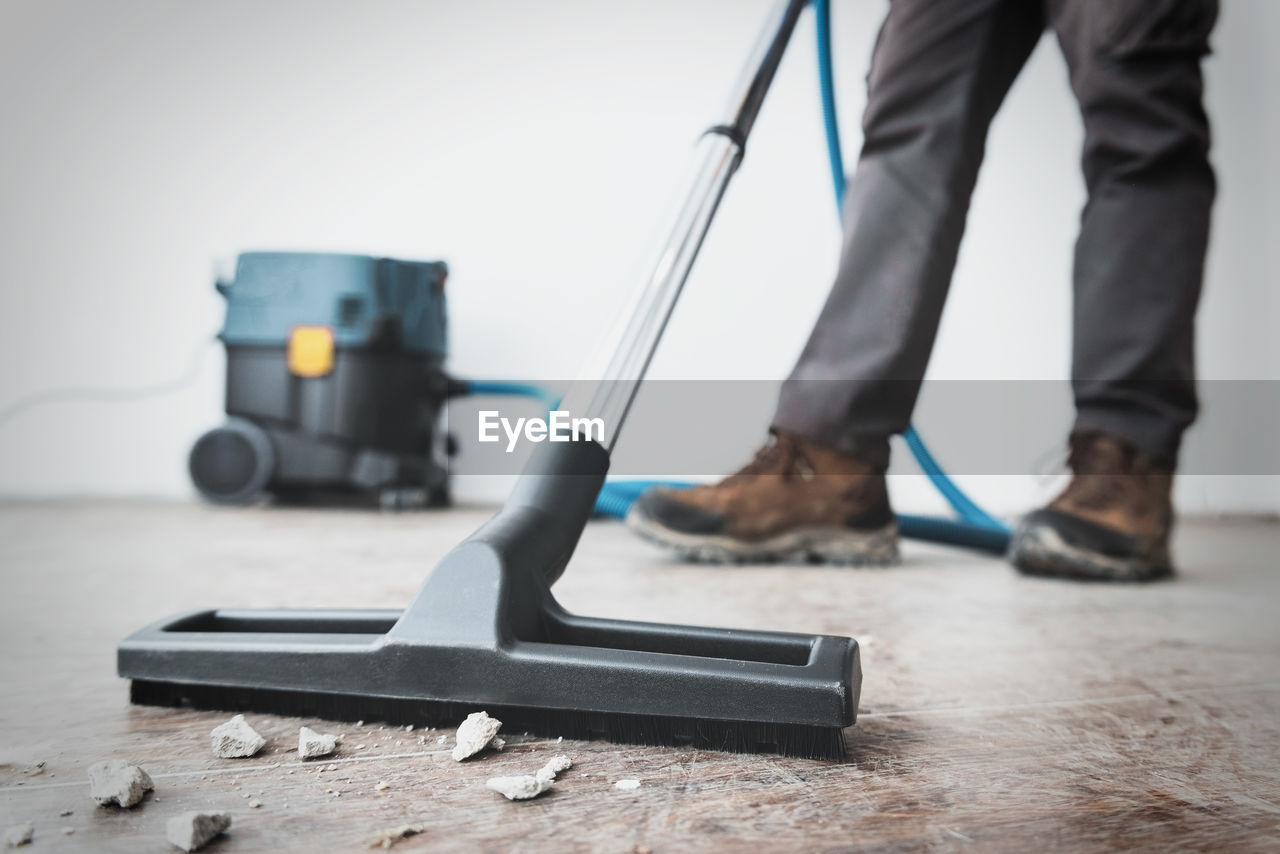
0,0,1275,512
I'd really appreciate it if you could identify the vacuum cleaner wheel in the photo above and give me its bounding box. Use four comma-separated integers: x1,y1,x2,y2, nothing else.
189,417,275,505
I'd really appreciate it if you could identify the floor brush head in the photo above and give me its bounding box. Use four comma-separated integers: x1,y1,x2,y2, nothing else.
130,680,847,761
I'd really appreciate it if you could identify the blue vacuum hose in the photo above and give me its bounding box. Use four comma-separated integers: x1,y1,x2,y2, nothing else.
462,380,561,411
464,0,1011,554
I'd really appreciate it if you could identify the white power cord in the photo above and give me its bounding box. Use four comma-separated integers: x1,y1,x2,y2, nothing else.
0,332,219,430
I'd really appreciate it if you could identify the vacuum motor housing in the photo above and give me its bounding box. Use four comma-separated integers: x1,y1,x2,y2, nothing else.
189,251,453,507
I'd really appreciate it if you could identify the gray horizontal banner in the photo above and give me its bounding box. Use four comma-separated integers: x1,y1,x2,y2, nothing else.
441,380,1280,476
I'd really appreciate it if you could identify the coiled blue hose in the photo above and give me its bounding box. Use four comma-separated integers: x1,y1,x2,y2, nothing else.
464,0,1011,553
463,380,561,411
591,479,693,519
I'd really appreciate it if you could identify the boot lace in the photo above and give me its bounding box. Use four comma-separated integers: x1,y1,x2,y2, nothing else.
726,433,812,484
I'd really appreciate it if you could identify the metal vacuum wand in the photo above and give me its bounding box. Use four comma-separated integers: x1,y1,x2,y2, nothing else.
558,0,809,451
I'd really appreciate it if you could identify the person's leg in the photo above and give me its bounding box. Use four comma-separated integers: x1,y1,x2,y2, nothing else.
1052,0,1217,460
1011,1,1218,582
772,0,1046,466
627,0,1045,564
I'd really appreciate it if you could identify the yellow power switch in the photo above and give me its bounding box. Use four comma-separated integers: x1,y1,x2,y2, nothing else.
287,326,335,378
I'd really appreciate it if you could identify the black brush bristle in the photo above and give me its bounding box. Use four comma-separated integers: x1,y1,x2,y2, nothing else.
130,680,846,761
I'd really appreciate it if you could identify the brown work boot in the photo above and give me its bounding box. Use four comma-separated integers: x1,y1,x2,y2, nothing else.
1009,431,1175,582
626,431,898,565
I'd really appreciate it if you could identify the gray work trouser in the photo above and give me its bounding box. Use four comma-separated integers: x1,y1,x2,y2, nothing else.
773,0,1218,468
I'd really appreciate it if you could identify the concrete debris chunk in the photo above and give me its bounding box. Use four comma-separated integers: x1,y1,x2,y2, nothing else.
165,811,231,852
487,753,573,801
615,779,641,791
210,715,265,758
367,824,424,849
88,760,154,808
486,775,550,801
535,755,572,783
298,726,338,760
451,711,502,761
3,823,33,848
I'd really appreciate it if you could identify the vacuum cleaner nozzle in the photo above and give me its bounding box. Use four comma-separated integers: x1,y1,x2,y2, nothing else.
122,0,861,761
120,442,860,760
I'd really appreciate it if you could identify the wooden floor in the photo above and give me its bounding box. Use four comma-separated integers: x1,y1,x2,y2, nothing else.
1,501,1277,853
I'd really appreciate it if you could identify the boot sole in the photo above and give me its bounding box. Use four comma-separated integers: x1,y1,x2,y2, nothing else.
1008,518,1173,583
626,508,900,567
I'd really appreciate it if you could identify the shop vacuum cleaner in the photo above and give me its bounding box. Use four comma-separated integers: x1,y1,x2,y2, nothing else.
121,0,1006,760
187,251,456,508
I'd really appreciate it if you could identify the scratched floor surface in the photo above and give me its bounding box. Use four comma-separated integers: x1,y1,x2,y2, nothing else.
1,501,1277,852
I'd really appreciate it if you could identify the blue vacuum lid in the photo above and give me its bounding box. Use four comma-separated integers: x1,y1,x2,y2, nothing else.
217,251,448,358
